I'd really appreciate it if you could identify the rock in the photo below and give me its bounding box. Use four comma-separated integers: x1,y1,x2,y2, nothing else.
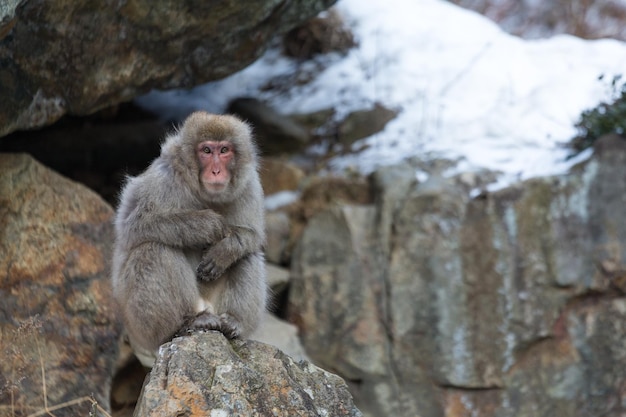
0,154,121,416
266,262,291,293
289,204,440,417
260,158,306,196
265,212,292,265
0,1,21,31
261,158,305,266
283,7,356,59
337,103,398,147
251,312,310,362
288,135,626,417
111,341,149,415
289,205,387,379
284,175,373,265
0,0,337,137
228,98,311,155
297,175,373,219
562,299,626,415
265,263,292,319
134,332,362,417
290,108,335,133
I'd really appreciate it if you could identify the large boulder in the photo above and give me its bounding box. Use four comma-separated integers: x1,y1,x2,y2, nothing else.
0,154,121,416
0,0,336,137
288,134,626,417
134,332,362,417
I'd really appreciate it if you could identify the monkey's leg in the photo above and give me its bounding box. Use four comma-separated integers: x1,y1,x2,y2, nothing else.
212,252,268,338
121,245,201,359
175,311,241,339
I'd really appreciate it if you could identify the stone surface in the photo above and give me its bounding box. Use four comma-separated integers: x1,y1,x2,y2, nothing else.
265,212,292,265
134,332,362,417
228,98,311,156
284,175,373,264
296,175,373,219
110,310,309,414
260,158,306,196
288,135,626,417
0,154,121,416
283,7,356,59
251,312,310,362
337,103,398,147
266,262,291,292
0,0,336,137
0,0,21,26
289,204,439,417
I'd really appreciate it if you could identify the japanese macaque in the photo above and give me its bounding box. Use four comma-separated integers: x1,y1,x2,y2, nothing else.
111,111,267,367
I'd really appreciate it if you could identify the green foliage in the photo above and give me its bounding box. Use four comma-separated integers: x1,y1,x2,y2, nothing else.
570,75,626,155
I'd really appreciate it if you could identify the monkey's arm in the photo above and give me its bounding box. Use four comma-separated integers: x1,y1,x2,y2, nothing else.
124,209,228,249
196,225,263,281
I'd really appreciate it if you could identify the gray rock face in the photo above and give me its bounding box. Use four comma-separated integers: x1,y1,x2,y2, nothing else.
288,135,626,417
0,0,336,136
134,332,362,417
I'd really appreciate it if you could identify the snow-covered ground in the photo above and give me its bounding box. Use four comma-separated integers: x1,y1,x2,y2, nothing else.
137,0,626,190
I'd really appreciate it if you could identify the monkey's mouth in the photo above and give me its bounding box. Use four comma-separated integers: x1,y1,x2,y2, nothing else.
202,180,229,192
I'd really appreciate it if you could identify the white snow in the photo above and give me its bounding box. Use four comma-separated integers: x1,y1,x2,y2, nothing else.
264,190,301,211
136,0,626,190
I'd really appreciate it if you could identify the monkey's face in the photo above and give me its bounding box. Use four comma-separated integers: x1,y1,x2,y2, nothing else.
197,140,234,193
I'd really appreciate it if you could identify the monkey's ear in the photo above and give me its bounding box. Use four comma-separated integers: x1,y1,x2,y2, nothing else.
160,132,182,156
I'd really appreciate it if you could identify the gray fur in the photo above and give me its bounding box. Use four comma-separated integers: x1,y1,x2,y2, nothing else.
111,112,267,365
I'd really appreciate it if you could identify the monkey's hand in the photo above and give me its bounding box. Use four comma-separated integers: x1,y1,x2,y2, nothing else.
196,226,260,282
196,255,227,282
196,244,233,282
196,232,242,281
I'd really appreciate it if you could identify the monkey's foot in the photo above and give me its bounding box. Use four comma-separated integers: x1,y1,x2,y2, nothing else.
217,313,242,339
175,311,241,340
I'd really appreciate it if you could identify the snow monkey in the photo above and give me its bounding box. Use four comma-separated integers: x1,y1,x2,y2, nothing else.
111,111,267,366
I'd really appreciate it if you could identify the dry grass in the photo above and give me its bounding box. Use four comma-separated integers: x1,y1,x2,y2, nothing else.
0,315,112,417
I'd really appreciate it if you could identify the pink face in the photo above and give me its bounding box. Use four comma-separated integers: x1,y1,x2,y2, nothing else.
197,140,234,192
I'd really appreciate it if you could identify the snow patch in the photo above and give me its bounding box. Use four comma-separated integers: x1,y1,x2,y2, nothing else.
136,0,626,190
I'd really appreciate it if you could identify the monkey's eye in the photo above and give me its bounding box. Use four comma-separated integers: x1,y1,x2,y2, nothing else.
220,146,229,154
202,146,212,154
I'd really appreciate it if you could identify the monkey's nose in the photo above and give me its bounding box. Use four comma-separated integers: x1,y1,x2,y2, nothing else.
212,169,220,175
